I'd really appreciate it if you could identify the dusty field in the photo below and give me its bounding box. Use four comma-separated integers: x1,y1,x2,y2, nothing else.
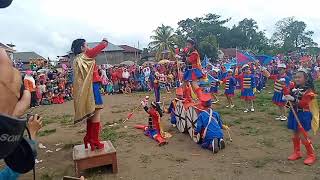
8,83,320,180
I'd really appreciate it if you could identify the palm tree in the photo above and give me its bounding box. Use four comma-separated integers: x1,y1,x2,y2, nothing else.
149,24,175,60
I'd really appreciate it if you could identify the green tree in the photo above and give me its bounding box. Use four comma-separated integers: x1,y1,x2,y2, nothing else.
198,35,218,60
271,17,317,53
148,24,175,60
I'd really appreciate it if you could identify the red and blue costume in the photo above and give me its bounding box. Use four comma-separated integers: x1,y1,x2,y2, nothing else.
85,42,107,108
223,76,236,97
209,76,219,94
183,50,203,81
237,73,256,100
284,87,315,132
269,73,291,106
135,103,167,146
283,83,318,165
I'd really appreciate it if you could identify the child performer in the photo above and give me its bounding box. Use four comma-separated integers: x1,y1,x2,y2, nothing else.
135,101,168,146
164,88,184,127
269,64,291,121
209,69,220,103
182,38,204,100
151,71,161,103
236,64,256,112
283,69,319,165
72,38,108,151
194,93,225,153
222,69,236,108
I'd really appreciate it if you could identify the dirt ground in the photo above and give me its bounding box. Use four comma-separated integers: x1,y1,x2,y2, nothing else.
9,84,320,180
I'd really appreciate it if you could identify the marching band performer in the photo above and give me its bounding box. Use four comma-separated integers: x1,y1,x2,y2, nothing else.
71,38,108,151
283,69,319,165
182,38,204,100
208,69,220,103
194,93,225,153
236,64,256,112
164,88,184,127
222,69,237,108
269,64,291,121
135,101,168,146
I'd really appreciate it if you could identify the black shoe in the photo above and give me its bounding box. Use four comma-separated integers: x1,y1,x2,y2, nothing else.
219,139,225,150
212,138,219,153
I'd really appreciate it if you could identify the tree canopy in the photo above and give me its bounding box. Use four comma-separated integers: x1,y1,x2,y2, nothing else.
148,14,318,61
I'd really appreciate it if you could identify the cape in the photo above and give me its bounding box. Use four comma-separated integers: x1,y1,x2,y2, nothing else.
73,53,96,124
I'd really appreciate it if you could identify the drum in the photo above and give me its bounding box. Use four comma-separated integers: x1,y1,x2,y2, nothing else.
174,100,187,133
186,106,201,143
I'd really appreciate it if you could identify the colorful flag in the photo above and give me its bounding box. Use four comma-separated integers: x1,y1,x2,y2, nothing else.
255,55,274,65
236,50,255,65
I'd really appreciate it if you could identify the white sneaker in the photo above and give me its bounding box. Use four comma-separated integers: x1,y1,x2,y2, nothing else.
275,116,281,120
172,124,176,127
280,116,287,121
250,108,255,112
230,104,235,108
226,105,230,108
244,109,249,113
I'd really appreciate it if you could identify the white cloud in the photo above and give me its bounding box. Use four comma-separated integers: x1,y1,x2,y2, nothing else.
0,0,319,58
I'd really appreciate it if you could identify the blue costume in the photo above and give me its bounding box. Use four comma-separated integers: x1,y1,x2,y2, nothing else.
167,99,178,125
238,74,256,100
270,74,291,106
195,109,224,150
209,77,219,94
223,76,236,97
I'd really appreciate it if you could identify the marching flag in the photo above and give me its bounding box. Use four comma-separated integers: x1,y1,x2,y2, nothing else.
236,50,256,65
255,55,274,65
201,55,212,69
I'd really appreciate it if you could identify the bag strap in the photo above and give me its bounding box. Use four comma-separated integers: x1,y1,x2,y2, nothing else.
202,109,213,139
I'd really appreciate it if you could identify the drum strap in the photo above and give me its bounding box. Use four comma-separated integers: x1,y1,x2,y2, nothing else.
202,109,213,139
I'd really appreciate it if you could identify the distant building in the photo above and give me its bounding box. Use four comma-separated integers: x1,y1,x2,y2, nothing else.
220,48,236,60
0,42,15,60
69,42,141,65
13,51,47,70
119,45,142,62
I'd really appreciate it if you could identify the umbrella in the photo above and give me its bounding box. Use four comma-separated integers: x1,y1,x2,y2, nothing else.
158,59,170,64
120,61,135,66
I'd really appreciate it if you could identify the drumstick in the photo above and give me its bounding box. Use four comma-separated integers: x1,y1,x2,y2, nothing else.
226,129,232,142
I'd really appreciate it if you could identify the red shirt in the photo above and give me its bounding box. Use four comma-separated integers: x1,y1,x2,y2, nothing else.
84,42,107,82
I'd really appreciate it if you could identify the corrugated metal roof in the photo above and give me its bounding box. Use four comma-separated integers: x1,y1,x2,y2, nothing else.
119,45,141,53
87,42,124,52
0,42,15,52
13,52,46,62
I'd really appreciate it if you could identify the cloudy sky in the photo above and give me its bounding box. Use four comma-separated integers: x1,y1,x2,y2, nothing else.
0,0,319,59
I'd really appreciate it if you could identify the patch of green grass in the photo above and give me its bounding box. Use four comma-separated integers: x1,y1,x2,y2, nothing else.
40,173,55,180
139,154,152,163
62,140,82,150
59,114,73,125
101,126,118,143
42,117,56,126
111,109,127,113
240,126,260,136
38,128,56,137
268,111,277,116
257,138,275,148
252,157,273,168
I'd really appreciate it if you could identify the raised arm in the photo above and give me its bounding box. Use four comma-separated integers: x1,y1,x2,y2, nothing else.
85,40,108,58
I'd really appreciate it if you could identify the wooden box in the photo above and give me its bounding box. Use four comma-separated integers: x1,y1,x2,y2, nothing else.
73,141,118,176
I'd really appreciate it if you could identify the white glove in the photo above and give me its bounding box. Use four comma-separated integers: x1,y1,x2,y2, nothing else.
279,78,286,82
175,54,181,59
283,95,295,101
141,100,147,107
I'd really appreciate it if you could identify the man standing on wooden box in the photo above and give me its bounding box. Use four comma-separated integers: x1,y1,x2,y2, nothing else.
71,38,108,151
